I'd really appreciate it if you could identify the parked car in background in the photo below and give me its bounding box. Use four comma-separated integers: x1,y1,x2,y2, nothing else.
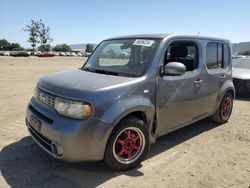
232,57,250,95
59,52,66,56
77,52,83,57
26,34,235,171
3,51,10,56
232,55,247,59
10,51,30,57
85,52,92,57
38,52,55,57
69,52,75,56
35,51,42,56
26,51,33,56
66,52,72,56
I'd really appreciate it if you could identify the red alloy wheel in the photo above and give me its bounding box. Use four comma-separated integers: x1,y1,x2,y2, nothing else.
113,127,145,164
221,98,232,119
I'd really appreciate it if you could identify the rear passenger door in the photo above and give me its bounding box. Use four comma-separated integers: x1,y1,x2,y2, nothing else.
202,42,229,114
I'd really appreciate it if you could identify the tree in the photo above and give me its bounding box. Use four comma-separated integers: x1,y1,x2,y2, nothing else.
86,43,94,53
61,44,72,52
37,20,52,52
238,50,250,56
38,44,51,52
53,44,72,52
0,39,11,50
24,19,53,52
24,20,39,53
52,44,61,52
0,39,24,51
10,43,24,51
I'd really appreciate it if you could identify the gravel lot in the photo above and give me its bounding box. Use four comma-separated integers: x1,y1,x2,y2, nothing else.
0,56,249,188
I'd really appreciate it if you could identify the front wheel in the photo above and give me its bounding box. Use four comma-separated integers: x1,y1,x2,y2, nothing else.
212,92,233,123
104,116,149,171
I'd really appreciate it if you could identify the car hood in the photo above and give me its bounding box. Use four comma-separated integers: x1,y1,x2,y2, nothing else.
38,69,142,101
232,68,250,80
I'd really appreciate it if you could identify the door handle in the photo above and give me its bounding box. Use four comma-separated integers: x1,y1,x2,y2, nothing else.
220,74,226,81
220,75,226,79
195,79,203,84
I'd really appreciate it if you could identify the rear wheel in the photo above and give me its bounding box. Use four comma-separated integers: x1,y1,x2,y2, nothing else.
212,93,233,123
104,116,149,171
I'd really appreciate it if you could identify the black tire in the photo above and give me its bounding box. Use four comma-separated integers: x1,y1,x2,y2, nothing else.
211,92,233,123
104,116,149,171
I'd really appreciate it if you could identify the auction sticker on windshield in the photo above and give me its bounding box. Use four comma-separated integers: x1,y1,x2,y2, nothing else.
133,39,154,47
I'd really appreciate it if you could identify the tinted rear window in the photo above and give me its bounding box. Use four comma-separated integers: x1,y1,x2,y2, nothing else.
206,42,226,69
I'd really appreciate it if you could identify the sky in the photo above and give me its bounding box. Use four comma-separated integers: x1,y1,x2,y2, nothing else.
1,0,250,48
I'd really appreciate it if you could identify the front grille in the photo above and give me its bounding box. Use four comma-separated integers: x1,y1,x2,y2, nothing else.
28,124,53,153
35,87,56,108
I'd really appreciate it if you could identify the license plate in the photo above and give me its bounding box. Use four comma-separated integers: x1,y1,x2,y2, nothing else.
30,115,42,132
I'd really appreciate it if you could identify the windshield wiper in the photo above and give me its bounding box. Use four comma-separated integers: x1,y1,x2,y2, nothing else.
82,67,119,76
82,67,96,72
94,69,119,76
82,67,141,77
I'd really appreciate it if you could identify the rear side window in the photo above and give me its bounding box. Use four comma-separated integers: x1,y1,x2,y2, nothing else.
206,42,224,69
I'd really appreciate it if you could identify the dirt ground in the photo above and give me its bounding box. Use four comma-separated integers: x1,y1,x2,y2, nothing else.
0,56,249,188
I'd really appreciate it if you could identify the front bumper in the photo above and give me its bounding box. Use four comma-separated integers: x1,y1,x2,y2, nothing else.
25,97,113,162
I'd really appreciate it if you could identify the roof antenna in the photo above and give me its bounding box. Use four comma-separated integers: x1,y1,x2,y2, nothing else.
197,32,200,35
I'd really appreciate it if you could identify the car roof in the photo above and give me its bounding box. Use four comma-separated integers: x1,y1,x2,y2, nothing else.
105,33,230,43
106,33,171,40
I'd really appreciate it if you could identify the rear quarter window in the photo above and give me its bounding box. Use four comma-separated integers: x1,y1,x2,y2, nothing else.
206,43,218,69
206,42,227,69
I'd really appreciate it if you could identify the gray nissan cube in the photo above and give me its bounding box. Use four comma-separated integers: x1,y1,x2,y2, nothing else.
26,34,235,170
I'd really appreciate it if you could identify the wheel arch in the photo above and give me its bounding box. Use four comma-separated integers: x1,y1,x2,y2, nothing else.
214,81,235,115
225,88,235,99
110,107,154,137
118,111,148,126
219,80,235,102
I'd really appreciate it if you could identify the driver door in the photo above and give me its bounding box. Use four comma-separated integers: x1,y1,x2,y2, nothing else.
155,40,204,136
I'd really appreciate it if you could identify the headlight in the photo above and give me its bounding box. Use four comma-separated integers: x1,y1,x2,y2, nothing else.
54,97,92,119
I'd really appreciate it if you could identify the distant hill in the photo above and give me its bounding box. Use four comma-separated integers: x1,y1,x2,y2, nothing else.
69,43,98,50
232,42,250,54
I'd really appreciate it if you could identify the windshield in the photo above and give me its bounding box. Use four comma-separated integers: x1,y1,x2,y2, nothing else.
82,39,160,77
232,58,250,69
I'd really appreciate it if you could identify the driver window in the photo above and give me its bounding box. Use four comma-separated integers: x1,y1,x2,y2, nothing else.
164,41,199,72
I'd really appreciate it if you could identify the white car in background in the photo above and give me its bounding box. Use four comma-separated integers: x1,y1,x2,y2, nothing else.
59,52,66,56
66,52,72,56
3,51,10,56
77,52,83,57
85,52,92,57
70,52,77,56
232,57,250,95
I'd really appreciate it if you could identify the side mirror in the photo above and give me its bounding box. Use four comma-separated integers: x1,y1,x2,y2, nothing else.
161,62,186,76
